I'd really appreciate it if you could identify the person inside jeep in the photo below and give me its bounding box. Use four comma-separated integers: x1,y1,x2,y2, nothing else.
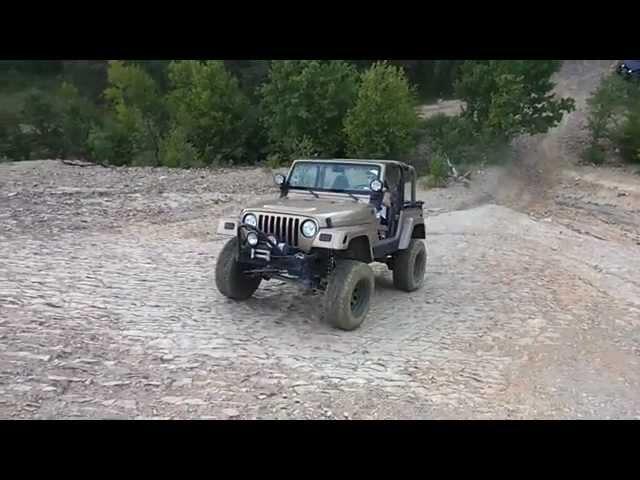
381,164,402,236
331,165,351,190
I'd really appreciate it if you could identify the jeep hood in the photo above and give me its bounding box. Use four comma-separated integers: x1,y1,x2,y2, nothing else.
245,196,376,227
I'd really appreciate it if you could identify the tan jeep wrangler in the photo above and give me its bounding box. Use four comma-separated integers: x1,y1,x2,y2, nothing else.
215,159,427,331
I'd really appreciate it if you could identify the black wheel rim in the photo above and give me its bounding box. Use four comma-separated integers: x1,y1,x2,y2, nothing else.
350,279,370,317
414,249,426,284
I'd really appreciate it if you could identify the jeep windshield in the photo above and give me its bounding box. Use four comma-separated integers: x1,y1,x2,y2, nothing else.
287,162,380,195
622,60,640,71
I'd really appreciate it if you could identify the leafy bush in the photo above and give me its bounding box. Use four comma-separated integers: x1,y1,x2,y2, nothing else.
349,60,464,102
265,154,284,170
20,89,63,158
159,127,203,169
87,116,135,166
224,60,271,99
581,144,606,165
585,73,640,164
264,135,315,169
60,61,109,103
0,110,30,161
0,69,97,160
417,113,513,168
167,60,253,165
260,60,359,158
615,106,640,163
11,83,100,160
420,114,473,153
102,60,168,165
455,60,574,141
56,82,100,157
399,60,463,102
344,62,419,158
243,103,269,163
130,61,173,92
428,151,450,187
585,74,632,145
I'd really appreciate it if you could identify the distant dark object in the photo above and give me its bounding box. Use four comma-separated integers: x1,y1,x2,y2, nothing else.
616,60,640,80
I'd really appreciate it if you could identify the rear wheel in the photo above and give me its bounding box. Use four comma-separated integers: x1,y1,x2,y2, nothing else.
215,237,261,300
323,260,375,331
392,239,426,292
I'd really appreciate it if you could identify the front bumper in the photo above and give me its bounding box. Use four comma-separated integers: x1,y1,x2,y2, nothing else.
236,224,322,288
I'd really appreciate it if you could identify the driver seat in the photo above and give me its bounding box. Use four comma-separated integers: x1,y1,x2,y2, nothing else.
332,175,350,190
384,189,400,236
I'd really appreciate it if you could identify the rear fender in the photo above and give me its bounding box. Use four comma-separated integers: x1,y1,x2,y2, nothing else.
398,215,426,249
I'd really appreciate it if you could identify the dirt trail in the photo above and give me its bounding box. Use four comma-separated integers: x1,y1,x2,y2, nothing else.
1,61,640,419
422,60,640,245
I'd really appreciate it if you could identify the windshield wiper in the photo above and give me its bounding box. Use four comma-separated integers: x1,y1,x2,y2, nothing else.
306,189,319,198
346,192,359,202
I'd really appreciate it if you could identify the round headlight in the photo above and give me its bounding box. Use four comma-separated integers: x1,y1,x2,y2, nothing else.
246,232,259,247
243,213,258,228
370,179,383,192
301,220,318,238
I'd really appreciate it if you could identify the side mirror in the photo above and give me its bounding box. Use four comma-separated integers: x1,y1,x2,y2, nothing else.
370,179,383,193
369,179,384,207
274,174,286,187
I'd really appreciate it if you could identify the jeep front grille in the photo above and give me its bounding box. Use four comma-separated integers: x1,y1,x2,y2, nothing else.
257,214,301,247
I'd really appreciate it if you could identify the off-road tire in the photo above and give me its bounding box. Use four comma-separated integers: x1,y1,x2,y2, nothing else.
392,239,426,292
323,260,375,331
215,237,261,300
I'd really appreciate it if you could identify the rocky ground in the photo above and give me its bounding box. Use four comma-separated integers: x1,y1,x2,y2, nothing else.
1,157,639,419
1,60,639,419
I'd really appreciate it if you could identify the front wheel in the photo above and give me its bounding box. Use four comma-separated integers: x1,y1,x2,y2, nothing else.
215,237,261,300
323,260,375,331
392,239,427,292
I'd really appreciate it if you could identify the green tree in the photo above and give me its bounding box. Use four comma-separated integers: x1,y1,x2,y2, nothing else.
3,82,99,160
103,60,168,164
87,116,133,166
347,60,463,101
455,60,574,141
20,89,63,157
55,82,100,157
615,105,640,163
224,60,271,98
344,62,419,158
0,61,63,76
584,73,640,164
167,60,252,165
586,74,637,144
0,110,30,161
130,61,172,92
260,60,359,158
60,61,109,102
158,126,202,169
